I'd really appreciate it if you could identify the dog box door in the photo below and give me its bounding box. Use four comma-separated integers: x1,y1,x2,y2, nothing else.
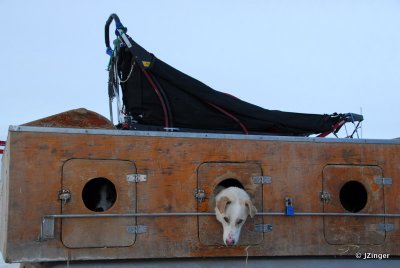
61,159,137,248
197,162,264,246
323,165,386,245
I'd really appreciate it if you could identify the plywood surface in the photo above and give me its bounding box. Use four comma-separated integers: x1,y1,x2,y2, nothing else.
1,128,399,262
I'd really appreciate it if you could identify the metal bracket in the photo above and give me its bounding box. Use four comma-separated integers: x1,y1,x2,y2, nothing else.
255,223,273,233
374,177,392,186
40,217,55,240
127,174,147,183
252,176,272,184
377,223,395,232
127,225,148,234
194,189,206,203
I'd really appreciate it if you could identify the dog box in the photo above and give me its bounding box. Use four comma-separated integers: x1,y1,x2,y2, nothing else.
1,124,400,263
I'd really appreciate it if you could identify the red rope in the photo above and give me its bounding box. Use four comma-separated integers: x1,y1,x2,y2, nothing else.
0,140,5,154
317,120,346,137
207,102,249,134
139,67,170,129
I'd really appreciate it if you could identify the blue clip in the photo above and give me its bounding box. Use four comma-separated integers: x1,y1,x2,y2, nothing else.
106,47,113,56
285,197,295,216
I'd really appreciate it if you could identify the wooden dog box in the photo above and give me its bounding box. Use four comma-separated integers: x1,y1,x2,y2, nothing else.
1,124,400,263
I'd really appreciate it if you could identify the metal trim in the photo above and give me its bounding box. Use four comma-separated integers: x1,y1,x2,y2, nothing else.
8,125,400,145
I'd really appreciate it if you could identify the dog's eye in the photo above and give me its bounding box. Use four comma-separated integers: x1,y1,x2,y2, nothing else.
236,219,243,225
223,217,230,223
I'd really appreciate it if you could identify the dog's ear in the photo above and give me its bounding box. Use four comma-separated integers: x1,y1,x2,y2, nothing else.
216,196,231,214
245,200,257,218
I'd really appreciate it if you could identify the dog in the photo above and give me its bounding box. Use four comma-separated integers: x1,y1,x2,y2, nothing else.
215,186,257,246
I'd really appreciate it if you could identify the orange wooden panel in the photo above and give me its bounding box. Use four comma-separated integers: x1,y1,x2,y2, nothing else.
323,165,385,245
62,159,137,248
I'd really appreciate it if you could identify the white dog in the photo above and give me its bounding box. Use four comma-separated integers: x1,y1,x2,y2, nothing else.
215,187,257,246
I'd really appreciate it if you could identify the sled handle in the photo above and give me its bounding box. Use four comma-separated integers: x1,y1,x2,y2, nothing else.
105,13,124,55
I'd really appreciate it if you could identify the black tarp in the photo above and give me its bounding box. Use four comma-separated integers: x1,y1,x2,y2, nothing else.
115,39,338,136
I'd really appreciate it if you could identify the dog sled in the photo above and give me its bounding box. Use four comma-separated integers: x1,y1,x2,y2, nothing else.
105,14,362,138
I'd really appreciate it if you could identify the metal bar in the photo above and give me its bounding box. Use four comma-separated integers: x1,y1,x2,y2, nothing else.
43,211,400,219
8,125,400,145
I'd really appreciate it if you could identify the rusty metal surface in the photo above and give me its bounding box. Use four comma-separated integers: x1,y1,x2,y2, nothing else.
1,126,400,262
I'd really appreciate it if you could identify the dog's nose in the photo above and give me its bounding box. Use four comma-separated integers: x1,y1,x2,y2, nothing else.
225,239,235,246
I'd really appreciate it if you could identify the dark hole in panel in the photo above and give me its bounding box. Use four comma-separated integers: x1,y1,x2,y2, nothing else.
214,178,244,196
339,180,368,213
82,177,117,212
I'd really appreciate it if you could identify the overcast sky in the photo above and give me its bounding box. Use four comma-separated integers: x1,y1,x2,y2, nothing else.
1,0,400,143
1,1,400,264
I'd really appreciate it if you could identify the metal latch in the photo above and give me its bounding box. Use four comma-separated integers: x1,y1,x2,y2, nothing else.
127,174,147,183
374,177,392,186
252,176,272,184
127,225,148,234
255,223,273,233
58,189,71,205
194,189,206,203
320,191,331,203
377,223,395,232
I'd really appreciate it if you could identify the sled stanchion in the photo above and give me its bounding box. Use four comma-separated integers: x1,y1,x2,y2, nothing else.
105,13,123,52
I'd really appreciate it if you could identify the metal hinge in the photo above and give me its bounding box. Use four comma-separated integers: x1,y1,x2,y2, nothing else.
127,174,147,183
194,188,206,203
374,177,392,186
377,223,395,232
320,191,331,203
255,223,273,233
127,225,148,234
252,176,272,184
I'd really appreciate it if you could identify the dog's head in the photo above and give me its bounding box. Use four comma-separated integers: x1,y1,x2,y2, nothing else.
214,187,257,246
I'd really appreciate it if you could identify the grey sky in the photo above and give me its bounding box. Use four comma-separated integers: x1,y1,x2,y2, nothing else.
1,1,399,142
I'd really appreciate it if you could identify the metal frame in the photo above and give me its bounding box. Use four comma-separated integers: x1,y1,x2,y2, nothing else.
8,125,400,145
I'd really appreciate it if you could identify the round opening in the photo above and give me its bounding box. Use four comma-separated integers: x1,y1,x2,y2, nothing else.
339,180,367,213
214,178,244,196
82,177,117,212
